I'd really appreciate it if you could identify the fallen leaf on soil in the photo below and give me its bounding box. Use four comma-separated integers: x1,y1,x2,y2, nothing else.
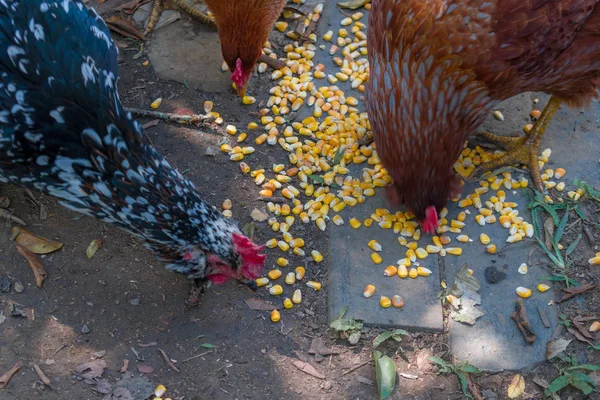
567,327,593,345
511,298,536,344
543,217,554,250
292,360,325,379
546,338,572,360
93,350,107,359
245,297,277,311
338,0,371,9
571,319,594,340
0,196,10,208
13,227,63,254
507,374,525,399
110,386,135,400
105,16,144,39
373,329,410,348
141,119,160,130
399,373,419,380
0,360,22,389
17,244,47,288
558,282,596,302
450,265,484,325
120,359,129,373
374,350,397,400
309,338,340,357
96,379,112,394
136,364,153,374
75,360,107,382
86,239,103,258
250,208,268,222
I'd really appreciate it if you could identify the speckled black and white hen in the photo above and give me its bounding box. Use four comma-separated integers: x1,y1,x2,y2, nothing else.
0,0,266,302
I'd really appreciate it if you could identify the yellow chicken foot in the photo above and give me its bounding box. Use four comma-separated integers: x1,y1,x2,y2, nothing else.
471,95,562,191
145,0,214,36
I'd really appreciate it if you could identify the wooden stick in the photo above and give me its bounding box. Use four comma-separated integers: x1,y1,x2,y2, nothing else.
157,348,180,373
123,107,213,125
31,364,51,387
341,359,371,376
259,54,285,70
181,350,213,363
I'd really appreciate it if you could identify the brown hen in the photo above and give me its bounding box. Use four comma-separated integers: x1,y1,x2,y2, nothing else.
366,0,600,234
144,0,286,96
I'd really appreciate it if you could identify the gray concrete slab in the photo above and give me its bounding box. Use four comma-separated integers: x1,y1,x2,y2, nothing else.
327,182,445,332
146,18,232,92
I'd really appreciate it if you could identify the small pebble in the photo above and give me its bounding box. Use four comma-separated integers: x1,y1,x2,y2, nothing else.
204,147,217,156
130,298,140,306
81,324,90,334
0,276,10,293
14,281,24,293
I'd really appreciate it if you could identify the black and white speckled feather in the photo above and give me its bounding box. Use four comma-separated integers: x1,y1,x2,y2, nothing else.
0,0,264,282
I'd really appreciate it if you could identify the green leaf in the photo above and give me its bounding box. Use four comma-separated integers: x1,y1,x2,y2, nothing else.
574,179,600,201
554,209,569,244
374,351,397,400
332,145,346,165
373,329,410,348
201,343,214,349
568,364,600,372
428,357,452,373
569,372,595,395
565,234,582,256
457,362,481,374
330,306,363,332
546,375,569,394
455,371,472,398
537,239,564,268
307,174,325,185
574,206,586,220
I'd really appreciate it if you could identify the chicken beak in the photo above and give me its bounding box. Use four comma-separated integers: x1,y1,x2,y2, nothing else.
235,81,249,97
241,278,258,292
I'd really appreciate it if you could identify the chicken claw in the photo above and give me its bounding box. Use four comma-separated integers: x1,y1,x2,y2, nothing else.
185,278,211,308
471,96,562,192
145,0,214,36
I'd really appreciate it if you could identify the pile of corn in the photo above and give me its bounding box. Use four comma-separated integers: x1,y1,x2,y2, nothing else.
203,2,588,320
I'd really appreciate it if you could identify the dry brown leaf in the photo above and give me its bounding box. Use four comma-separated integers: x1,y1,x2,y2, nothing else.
245,297,277,311
13,227,63,254
105,15,144,40
17,245,47,288
86,239,103,259
507,374,525,399
292,359,325,379
546,338,572,360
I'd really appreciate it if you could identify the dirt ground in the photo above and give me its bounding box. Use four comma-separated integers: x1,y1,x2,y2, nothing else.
1,1,600,400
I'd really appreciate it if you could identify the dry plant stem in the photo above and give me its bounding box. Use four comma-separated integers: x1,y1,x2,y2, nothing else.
0,360,23,389
31,364,51,386
512,298,536,344
124,107,213,125
17,244,47,288
158,348,180,373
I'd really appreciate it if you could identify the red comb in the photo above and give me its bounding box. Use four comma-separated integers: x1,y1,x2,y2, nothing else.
233,233,266,279
421,206,438,234
231,58,245,87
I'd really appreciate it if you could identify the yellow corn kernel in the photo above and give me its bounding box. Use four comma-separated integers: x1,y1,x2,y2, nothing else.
283,298,293,309
154,385,167,397
457,211,467,222
222,209,232,218
230,153,244,161
277,257,289,267
294,267,305,282
458,198,473,208
350,218,362,229
450,220,465,229
203,100,214,113
150,97,162,109
515,286,531,299
507,233,523,243
446,247,462,256
226,125,237,135
554,167,566,179
222,199,232,210
392,295,404,308
380,296,391,308
269,285,283,295
408,268,418,279
363,284,376,298
292,289,302,304
456,235,469,243
371,253,383,264
271,309,281,322
311,250,323,263
384,265,398,276
486,244,497,254
306,281,322,290
278,240,290,252
417,267,432,277
480,233,491,245
332,215,344,225
242,96,256,105
535,283,550,293
415,248,428,259
268,269,282,280
518,263,528,274
316,217,326,231
589,256,600,266
266,238,278,249
256,277,269,287
255,133,268,145
368,239,382,252
475,215,486,226
397,264,408,278
285,272,296,285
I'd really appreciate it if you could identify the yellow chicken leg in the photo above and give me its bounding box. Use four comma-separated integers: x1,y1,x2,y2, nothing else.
145,0,214,36
472,95,562,191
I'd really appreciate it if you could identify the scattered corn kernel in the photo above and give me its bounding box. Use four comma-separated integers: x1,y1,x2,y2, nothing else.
446,247,462,256
285,272,296,285
368,239,382,252
268,269,282,280
408,268,418,279
384,265,397,276
363,284,376,298
283,298,293,309
417,267,432,277
589,256,600,266
392,295,404,308
515,286,532,298
537,283,550,293
480,233,490,245
380,296,391,308
150,97,162,109
486,244,497,254
311,250,323,263
277,257,289,267
292,289,302,304
271,309,281,322
518,263,528,274
256,277,269,287
269,285,283,295
371,253,383,264
350,218,362,229
306,281,322,291
589,321,600,332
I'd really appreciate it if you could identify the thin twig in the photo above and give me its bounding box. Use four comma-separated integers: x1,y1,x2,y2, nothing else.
181,350,213,363
53,344,67,355
0,209,26,226
465,372,484,400
341,359,371,376
124,107,213,125
31,363,51,387
158,348,180,373
258,54,285,70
